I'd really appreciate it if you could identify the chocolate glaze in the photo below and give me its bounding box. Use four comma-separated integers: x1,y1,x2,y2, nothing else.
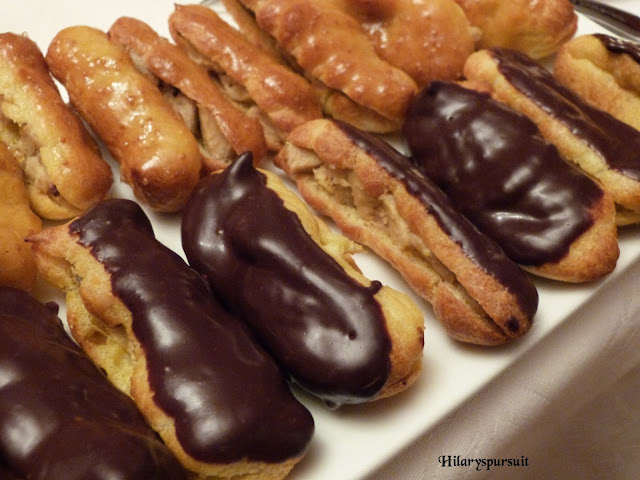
403,81,603,267
181,153,392,407
0,464,15,480
594,33,640,64
491,48,640,181
69,199,313,464
334,120,538,326
0,286,186,480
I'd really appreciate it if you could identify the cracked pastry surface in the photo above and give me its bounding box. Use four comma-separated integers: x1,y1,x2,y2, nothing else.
46,26,202,212
0,32,113,220
276,118,538,345
235,0,419,133
108,16,268,170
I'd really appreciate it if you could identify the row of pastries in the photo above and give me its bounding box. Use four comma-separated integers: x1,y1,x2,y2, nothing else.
2,0,640,478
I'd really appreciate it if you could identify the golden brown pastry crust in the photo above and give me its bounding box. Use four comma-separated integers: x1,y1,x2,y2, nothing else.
276,118,537,346
453,0,578,59
464,48,640,226
169,4,322,150
328,0,476,88
0,141,42,291
257,166,424,399
0,32,113,220
108,16,268,171
46,26,202,213
555,34,640,133
237,0,419,132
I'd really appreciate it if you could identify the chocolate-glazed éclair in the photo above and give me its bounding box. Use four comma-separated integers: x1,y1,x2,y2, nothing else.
276,118,538,344
26,197,313,479
465,46,640,225
334,120,538,320
403,81,618,281
181,153,394,407
65,198,314,467
490,48,640,181
0,286,186,480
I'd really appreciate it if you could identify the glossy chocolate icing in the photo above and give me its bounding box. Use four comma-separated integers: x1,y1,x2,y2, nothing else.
403,81,603,267
491,48,640,181
69,199,313,463
181,153,392,407
0,286,186,480
334,120,538,326
594,33,640,64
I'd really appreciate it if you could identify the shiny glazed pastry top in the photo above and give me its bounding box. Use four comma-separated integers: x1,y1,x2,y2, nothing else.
403,81,618,282
277,118,538,345
464,47,640,225
0,286,186,480
0,141,42,291
28,198,314,480
554,34,640,133
182,153,424,407
46,26,202,212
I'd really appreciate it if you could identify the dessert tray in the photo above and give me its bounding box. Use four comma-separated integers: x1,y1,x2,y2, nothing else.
2,1,639,479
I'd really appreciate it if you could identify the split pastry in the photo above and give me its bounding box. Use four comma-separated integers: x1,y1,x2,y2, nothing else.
46,26,202,212
555,34,640,132
0,142,42,291
452,0,578,59
220,0,287,63
0,286,186,480
226,0,474,88
276,118,538,346
182,153,424,407
464,48,640,226
108,16,268,171
28,198,314,480
327,0,476,88
234,0,419,133
0,32,112,220
169,4,322,150
403,81,619,282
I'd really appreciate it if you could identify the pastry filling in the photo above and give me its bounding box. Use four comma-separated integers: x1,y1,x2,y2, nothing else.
0,108,55,196
307,159,483,317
